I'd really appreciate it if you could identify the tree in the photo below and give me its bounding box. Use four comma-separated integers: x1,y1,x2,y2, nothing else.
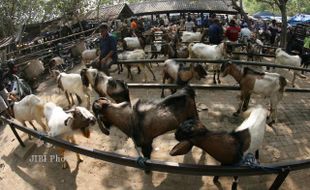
231,0,251,29
258,0,289,48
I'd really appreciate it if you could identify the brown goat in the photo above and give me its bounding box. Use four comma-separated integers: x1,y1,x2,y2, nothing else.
161,59,207,97
80,68,130,104
221,62,287,124
92,86,199,159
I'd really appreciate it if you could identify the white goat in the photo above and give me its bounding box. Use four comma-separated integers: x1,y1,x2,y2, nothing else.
44,102,96,169
118,49,156,82
56,72,90,109
13,94,47,133
181,31,204,43
275,48,305,87
122,37,144,50
221,62,287,123
189,42,227,84
81,49,99,65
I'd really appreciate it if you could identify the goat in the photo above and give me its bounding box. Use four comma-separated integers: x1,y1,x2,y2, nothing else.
181,31,206,43
81,49,100,65
170,105,268,190
221,62,287,124
44,102,96,168
189,42,227,84
92,86,199,159
120,37,145,50
54,71,91,109
161,59,207,98
23,59,45,81
80,67,130,104
48,56,66,74
275,48,306,87
12,94,47,135
118,49,156,82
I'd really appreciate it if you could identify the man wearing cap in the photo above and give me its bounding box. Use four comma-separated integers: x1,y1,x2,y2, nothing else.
240,22,252,43
98,23,117,75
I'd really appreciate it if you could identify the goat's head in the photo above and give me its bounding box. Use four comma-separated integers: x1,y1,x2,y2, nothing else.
194,64,207,79
170,119,207,156
68,107,96,138
106,79,130,104
220,61,232,77
92,97,113,135
50,69,61,78
80,67,97,87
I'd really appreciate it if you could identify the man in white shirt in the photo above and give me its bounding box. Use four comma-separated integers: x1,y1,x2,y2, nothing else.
240,23,252,43
185,17,195,32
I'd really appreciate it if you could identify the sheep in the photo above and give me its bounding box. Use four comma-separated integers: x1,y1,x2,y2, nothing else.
188,42,227,84
161,59,207,97
55,71,91,109
170,105,268,190
12,94,47,137
275,48,306,87
221,62,287,124
118,49,156,82
80,67,130,104
81,49,100,65
92,86,199,160
44,102,96,169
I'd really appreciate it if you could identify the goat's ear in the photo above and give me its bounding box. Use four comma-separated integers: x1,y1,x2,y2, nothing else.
169,140,193,156
64,116,73,127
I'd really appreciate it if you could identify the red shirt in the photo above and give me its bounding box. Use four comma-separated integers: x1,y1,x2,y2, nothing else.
225,26,241,42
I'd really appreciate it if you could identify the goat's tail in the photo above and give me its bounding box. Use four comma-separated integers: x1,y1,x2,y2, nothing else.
279,76,287,93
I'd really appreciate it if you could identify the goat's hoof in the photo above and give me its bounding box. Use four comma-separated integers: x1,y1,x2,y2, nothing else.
78,157,84,163
144,169,151,174
218,80,221,84
62,161,68,169
267,120,275,126
213,176,220,184
231,182,238,190
233,112,240,117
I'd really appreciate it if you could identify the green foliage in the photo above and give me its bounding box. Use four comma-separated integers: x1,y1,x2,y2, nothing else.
244,0,310,16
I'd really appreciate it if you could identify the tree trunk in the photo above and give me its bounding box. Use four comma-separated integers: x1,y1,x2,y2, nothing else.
279,3,287,48
232,0,251,29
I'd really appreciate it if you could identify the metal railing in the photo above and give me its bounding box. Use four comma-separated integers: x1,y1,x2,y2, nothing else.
1,115,310,190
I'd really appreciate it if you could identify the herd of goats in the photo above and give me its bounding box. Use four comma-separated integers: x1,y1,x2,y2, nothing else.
5,28,309,189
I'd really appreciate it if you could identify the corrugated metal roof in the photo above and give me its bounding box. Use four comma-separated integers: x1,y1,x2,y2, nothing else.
0,37,14,49
86,3,134,20
129,0,237,15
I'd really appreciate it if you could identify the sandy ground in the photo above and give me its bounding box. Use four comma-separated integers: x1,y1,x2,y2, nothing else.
0,55,309,190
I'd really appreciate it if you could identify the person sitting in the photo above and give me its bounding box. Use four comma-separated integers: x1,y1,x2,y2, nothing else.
97,23,117,76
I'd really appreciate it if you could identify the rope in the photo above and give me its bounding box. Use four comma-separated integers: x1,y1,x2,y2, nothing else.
239,153,281,172
136,156,149,170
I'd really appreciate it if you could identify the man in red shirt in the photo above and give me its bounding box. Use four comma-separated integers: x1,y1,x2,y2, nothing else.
225,19,240,42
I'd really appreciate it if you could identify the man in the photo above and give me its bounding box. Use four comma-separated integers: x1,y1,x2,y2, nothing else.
98,23,117,75
208,18,223,44
240,23,252,43
225,19,240,42
185,16,195,32
267,20,279,45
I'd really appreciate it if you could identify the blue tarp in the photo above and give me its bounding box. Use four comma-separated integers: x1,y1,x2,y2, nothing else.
252,11,281,21
288,14,310,26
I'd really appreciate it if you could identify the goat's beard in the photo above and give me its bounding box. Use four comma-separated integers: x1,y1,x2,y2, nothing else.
81,128,90,138
97,118,110,135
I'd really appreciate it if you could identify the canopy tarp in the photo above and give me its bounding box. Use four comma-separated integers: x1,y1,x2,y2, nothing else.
288,14,310,26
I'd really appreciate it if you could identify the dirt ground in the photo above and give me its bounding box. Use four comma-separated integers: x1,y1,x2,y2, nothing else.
0,55,309,190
